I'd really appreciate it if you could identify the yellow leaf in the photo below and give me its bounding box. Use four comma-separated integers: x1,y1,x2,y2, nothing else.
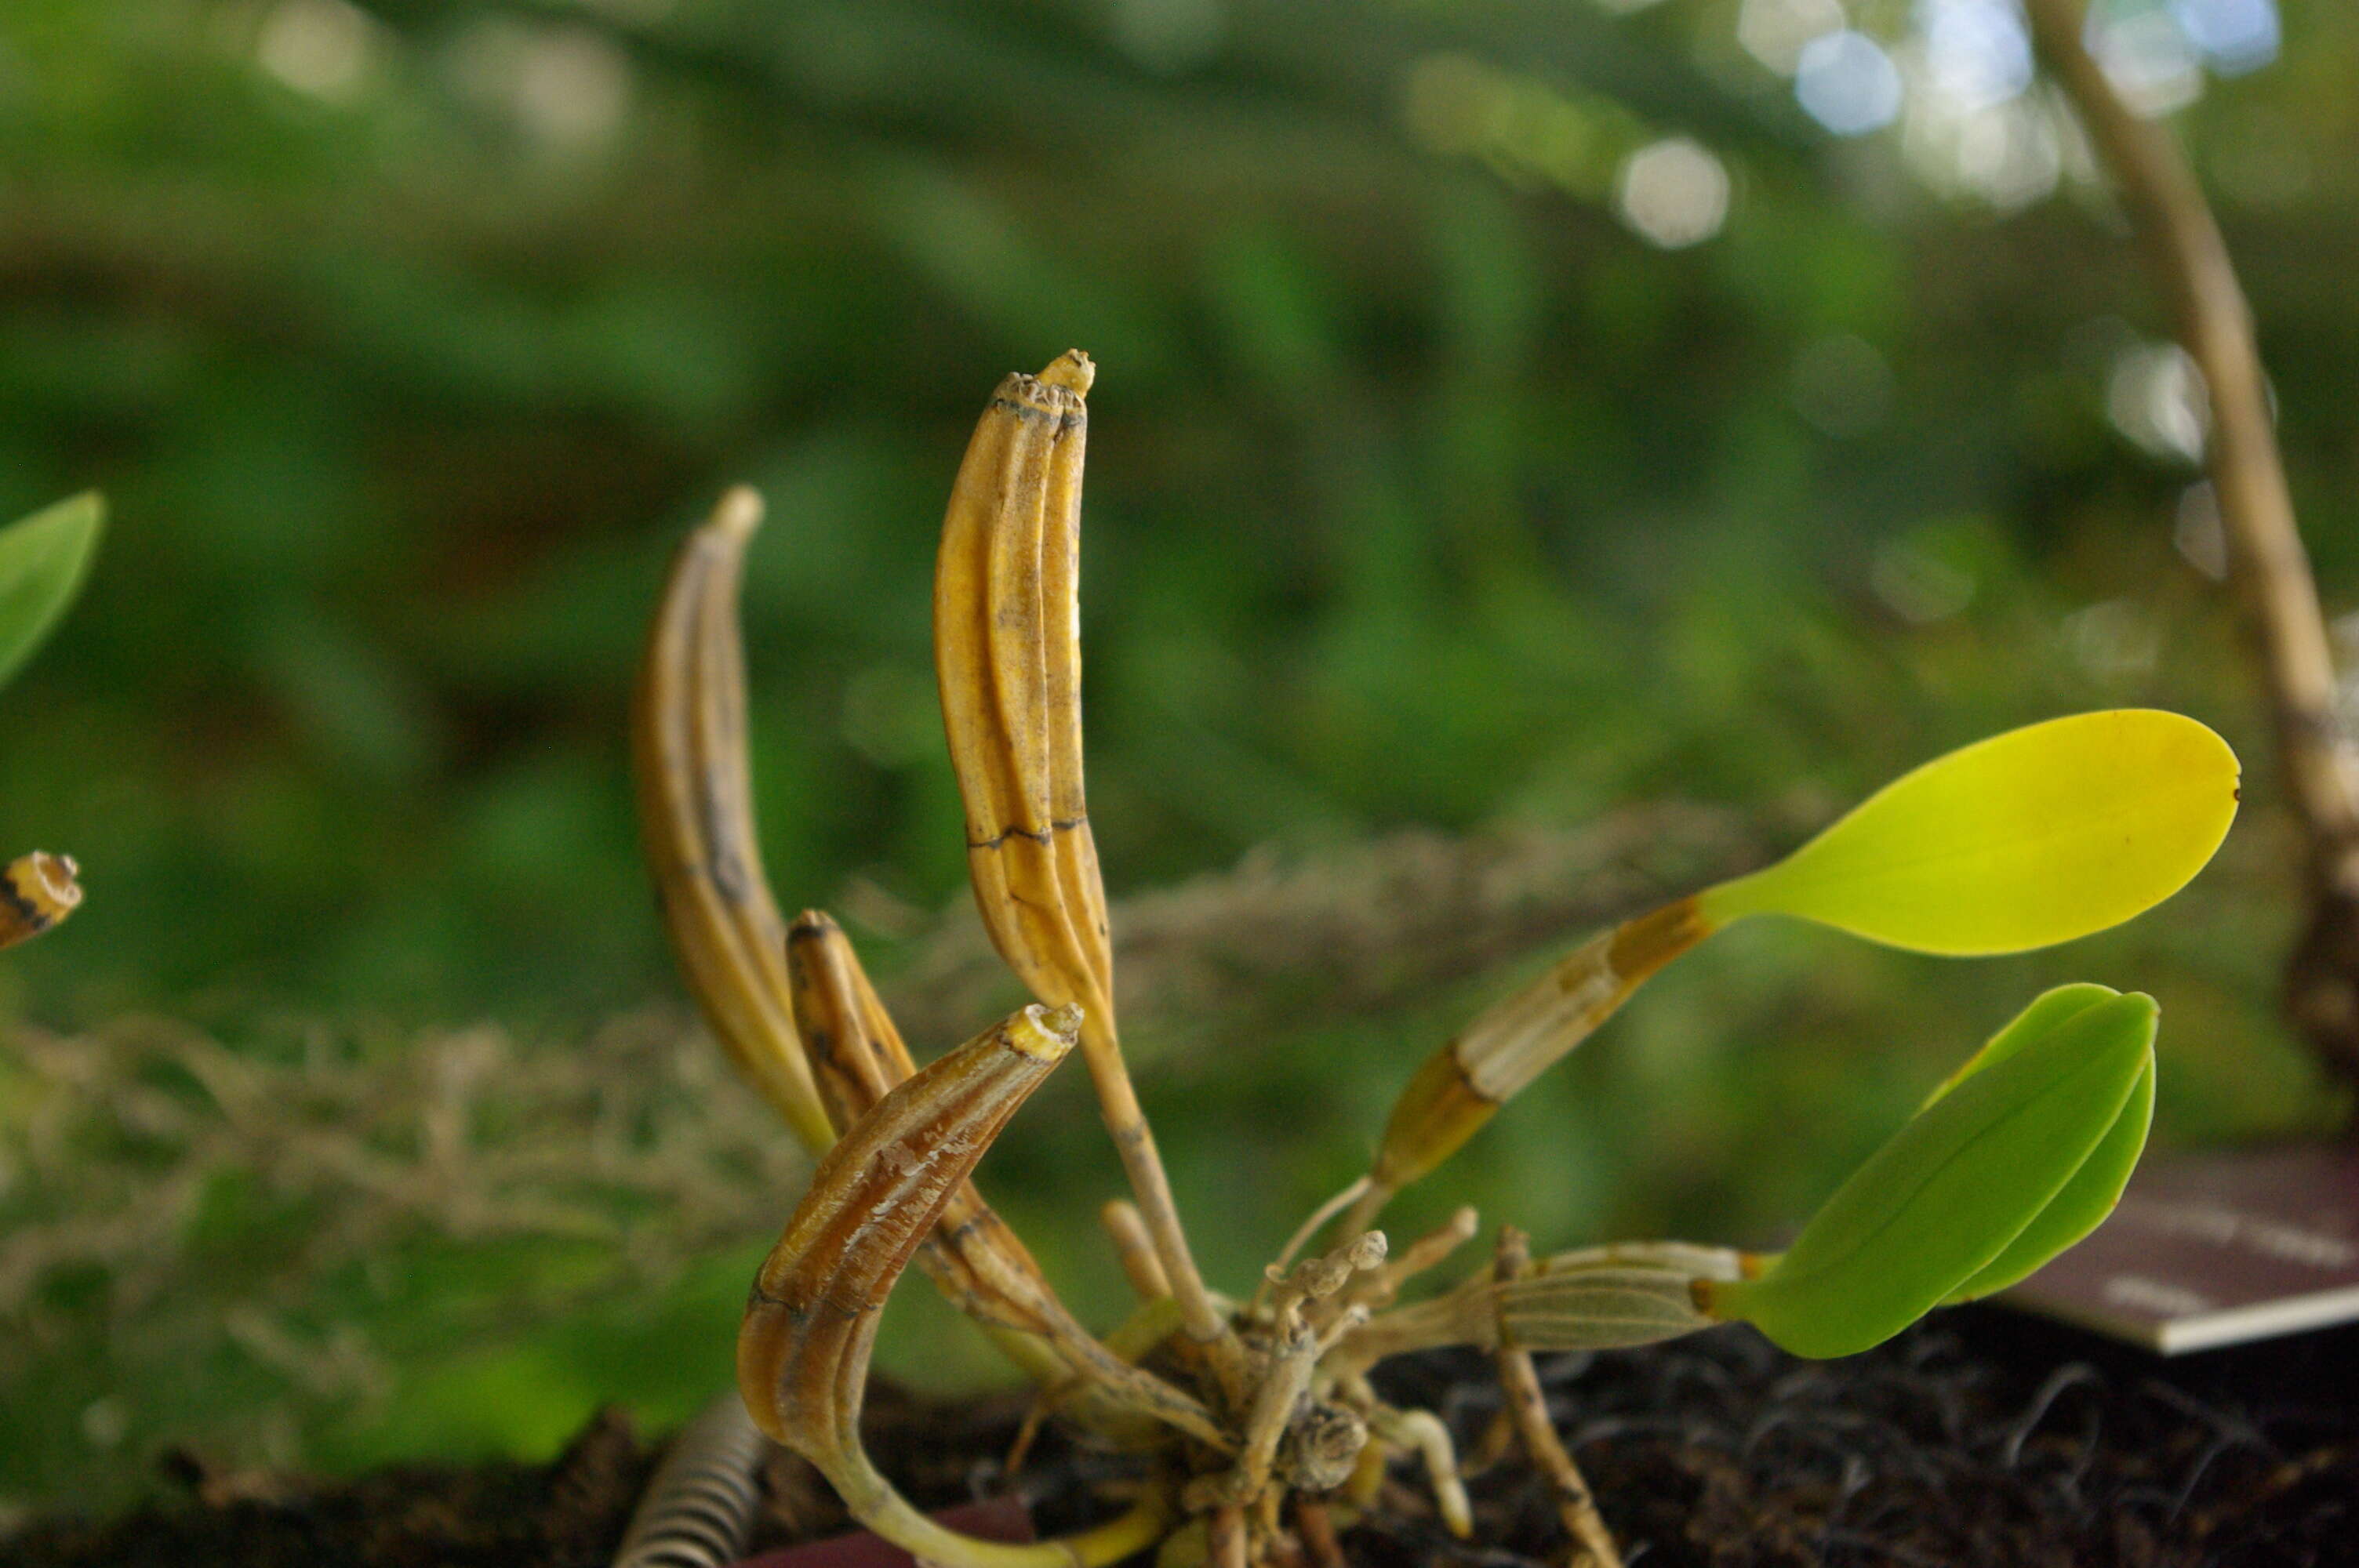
1699,710,2237,954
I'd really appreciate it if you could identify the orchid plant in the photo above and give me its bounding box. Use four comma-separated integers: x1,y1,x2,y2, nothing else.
633,354,2237,1568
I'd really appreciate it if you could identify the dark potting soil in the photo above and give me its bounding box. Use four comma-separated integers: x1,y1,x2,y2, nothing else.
4,1307,2351,1568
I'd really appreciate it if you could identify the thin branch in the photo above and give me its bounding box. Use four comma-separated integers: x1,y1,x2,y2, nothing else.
2023,0,2359,1087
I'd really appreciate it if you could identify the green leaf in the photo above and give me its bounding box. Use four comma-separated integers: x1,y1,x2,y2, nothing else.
1943,1056,2153,1304
1917,982,2157,1303
1697,710,2237,954
1917,982,2118,1110
0,492,104,689
1705,989,2156,1358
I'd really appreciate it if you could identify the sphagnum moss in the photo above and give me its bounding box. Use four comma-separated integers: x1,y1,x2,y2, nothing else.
635,354,2240,1568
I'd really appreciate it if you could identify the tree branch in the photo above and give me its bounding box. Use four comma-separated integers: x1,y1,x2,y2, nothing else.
2024,0,2359,1100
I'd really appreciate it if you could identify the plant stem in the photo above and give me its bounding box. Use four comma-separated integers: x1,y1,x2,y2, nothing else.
1101,1199,1175,1301
829,1446,1172,1568
1082,1014,1252,1404
1209,1504,1249,1568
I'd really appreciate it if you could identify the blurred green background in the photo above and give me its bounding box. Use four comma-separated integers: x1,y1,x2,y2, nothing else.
3,0,2355,1520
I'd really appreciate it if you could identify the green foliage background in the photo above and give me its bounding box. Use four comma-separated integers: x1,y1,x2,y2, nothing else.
1,0,2354,1518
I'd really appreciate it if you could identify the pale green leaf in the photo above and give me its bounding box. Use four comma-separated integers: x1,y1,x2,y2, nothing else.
1943,1055,2153,1304
1705,990,2156,1358
0,492,104,689
1915,982,2157,1302
1918,982,2119,1111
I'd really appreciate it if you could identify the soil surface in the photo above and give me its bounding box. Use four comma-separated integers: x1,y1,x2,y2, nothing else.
5,1307,2352,1567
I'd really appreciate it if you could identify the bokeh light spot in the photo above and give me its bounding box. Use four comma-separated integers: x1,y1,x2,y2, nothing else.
1921,0,2033,111
256,0,376,102
2173,483,2228,580
2106,340,2208,463
2087,5,2204,117
1871,536,1978,624
2172,0,2279,74
1614,138,1732,248
445,20,635,150
2065,599,2161,681
1796,30,1904,136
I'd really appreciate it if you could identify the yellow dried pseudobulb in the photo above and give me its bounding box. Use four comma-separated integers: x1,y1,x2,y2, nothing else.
740,1003,1170,1568
936,350,1245,1398
634,488,834,1152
